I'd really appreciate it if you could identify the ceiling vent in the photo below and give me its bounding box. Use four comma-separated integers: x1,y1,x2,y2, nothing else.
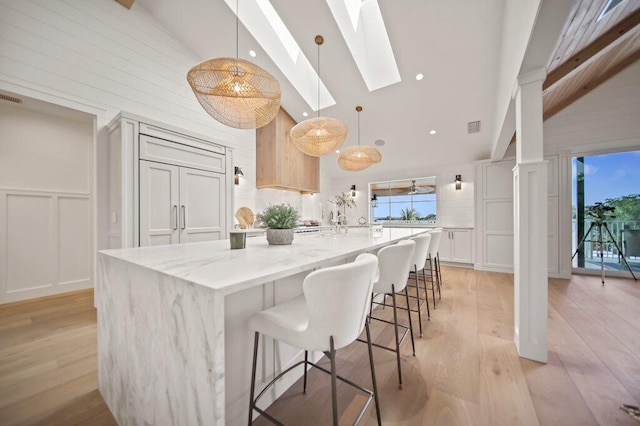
467,120,481,134
597,0,624,22
0,93,22,104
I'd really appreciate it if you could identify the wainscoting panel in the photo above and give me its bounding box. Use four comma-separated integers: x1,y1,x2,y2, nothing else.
0,190,91,304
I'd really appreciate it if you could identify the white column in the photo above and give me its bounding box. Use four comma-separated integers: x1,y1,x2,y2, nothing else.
513,68,548,363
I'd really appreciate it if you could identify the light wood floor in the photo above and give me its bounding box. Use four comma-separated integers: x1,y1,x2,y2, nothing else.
1,268,639,425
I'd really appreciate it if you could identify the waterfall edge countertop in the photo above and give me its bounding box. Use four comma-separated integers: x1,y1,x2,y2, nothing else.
96,227,430,426
99,227,429,296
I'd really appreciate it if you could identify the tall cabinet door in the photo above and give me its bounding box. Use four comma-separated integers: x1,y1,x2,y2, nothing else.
179,167,225,243
139,160,179,246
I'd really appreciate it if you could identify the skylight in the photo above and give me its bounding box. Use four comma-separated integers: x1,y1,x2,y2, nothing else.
326,0,401,91
224,0,335,111
597,0,624,22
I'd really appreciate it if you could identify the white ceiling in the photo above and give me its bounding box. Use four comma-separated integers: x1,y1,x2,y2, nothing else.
135,0,506,179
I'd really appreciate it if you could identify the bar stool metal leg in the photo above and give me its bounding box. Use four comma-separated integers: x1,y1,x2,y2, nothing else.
391,285,403,388
436,255,442,300
420,268,429,312
404,286,416,356
248,331,259,426
303,350,308,394
365,321,382,426
413,265,424,336
429,260,437,309
329,336,339,426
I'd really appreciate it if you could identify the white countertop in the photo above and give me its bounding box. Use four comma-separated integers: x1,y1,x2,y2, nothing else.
99,227,428,296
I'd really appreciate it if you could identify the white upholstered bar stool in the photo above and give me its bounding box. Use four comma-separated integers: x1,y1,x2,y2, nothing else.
247,254,381,426
426,230,443,306
366,239,416,388
406,233,432,336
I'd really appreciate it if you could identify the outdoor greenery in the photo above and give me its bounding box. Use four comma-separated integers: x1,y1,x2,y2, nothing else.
603,194,640,221
375,213,436,222
400,208,418,221
256,204,300,229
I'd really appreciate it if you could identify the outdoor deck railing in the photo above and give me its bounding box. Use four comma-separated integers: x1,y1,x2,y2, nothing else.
573,220,640,263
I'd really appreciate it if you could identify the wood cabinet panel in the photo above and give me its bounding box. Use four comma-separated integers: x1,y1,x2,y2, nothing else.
256,108,320,193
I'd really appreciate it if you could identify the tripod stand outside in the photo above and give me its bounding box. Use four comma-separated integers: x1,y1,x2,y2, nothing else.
572,220,638,284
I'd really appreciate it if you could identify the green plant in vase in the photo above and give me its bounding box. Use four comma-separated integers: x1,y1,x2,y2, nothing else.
256,203,300,245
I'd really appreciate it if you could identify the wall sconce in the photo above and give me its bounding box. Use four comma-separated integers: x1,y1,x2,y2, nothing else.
371,194,378,207
350,184,356,197
234,166,244,185
455,174,462,190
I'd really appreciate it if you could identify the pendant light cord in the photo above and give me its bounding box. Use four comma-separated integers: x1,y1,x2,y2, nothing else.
317,41,320,118
236,0,239,59
357,109,361,146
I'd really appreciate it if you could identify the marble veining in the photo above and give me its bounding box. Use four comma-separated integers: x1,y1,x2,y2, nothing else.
97,228,428,425
97,256,225,425
100,228,427,296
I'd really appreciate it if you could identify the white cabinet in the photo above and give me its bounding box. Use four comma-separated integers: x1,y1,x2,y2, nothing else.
140,161,226,246
106,112,233,248
438,228,473,264
140,161,179,246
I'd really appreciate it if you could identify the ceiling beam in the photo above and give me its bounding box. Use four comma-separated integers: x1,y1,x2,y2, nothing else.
544,48,640,120
543,9,640,90
114,0,135,9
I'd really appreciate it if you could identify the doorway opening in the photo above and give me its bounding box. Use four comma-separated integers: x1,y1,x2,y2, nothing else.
572,150,640,275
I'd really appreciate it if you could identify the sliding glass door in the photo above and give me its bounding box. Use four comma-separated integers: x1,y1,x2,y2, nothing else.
572,150,640,274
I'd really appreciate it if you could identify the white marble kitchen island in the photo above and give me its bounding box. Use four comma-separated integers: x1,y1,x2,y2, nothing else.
96,227,428,425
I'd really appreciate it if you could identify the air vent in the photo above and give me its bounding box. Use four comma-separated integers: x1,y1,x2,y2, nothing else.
467,120,481,134
597,0,624,22
0,93,22,104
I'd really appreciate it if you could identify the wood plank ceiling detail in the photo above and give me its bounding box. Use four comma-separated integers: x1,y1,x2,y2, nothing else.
544,25,640,119
512,0,640,143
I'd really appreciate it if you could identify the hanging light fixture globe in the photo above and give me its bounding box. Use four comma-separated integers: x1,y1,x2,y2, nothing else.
338,106,382,172
187,58,280,129
291,35,348,156
187,0,280,129
290,116,348,156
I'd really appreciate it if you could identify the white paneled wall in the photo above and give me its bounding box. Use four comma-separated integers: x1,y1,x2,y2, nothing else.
0,102,94,303
0,0,324,251
475,156,560,276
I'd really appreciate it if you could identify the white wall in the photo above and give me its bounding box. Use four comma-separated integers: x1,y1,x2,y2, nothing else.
0,0,325,246
0,100,94,303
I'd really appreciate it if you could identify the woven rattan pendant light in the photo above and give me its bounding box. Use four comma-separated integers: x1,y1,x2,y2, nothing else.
290,36,347,157
338,106,382,171
187,0,280,129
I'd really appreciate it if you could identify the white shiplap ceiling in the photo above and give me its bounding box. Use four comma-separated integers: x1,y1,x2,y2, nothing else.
135,0,506,179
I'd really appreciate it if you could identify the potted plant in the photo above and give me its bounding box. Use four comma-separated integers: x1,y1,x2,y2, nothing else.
256,203,300,245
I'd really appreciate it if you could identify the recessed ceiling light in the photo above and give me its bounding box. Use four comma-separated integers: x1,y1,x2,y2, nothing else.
335,149,340,153
249,50,257,57
303,112,308,117
374,139,385,146
430,129,436,135
416,73,424,81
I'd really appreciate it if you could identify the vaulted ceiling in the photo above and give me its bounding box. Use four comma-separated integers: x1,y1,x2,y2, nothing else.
133,0,639,178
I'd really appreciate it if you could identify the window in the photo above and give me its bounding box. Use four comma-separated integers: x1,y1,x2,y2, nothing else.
370,177,437,224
